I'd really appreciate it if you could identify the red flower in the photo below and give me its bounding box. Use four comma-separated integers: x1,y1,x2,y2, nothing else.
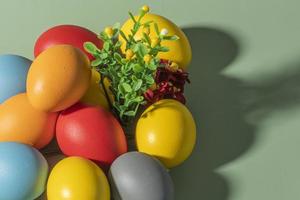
144,61,190,104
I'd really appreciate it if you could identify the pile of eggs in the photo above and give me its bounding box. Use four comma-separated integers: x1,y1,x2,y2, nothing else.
0,12,196,200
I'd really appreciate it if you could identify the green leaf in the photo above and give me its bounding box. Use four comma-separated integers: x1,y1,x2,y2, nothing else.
162,35,180,41
143,33,151,45
114,53,123,63
133,64,143,73
157,46,170,52
147,63,157,70
133,79,143,91
113,22,121,30
91,58,102,67
103,42,110,51
119,30,129,42
154,23,160,35
124,110,135,116
133,96,144,102
122,82,132,93
84,42,98,54
145,75,155,84
128,12,137,23
100,53,108,59
142,20,153,26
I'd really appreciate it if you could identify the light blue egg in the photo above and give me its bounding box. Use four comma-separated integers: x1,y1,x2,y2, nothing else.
0,142,48,200
0,55,32,103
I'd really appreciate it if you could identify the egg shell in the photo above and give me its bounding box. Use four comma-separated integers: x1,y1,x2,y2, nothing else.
0,54,31,103
0,142,48,200
120,13,192,70
34,24,103,60
0,93,58,149
80,69,109,109
47,156,110,200
27,45,91,112
56,103,127,170
109,152,174,200
136,99,196,168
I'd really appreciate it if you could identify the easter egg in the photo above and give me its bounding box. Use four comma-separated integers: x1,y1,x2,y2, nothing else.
136,99,196,168
34,24,103,60
0,93,58,149
56,103,127,169
81,69,109,109
120,13,192,70
47,156,110,200
109,152,174,200
0,142,48,200
0,54,31,103
27,45,91,112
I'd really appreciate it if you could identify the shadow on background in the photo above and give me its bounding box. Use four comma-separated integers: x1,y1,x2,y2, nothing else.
170,27,256,200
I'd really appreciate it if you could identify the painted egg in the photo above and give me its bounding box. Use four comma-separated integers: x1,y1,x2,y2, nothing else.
56,103,127,170
27,45,91,112
120,13,192,70
0,93,58,149
0,54,31,103
109,152,174,200
47,156,110,200
34,24,103,60
0,142,48,200
80,69,109,109
136,99,196,168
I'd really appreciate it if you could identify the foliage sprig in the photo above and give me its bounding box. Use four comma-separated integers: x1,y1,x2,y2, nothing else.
84,5,178,124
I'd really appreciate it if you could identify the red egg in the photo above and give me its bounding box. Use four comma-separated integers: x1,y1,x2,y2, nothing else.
34,25,102,60
56,103,127,170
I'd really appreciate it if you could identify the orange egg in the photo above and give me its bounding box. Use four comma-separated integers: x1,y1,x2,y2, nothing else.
27,45,91,112
0,93,58,149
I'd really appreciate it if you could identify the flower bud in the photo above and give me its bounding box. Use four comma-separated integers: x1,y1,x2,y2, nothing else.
143,54,152,64
104,26,114,38
141,5,150,13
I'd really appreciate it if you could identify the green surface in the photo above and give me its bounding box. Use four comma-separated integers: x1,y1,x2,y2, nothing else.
1,0,300,199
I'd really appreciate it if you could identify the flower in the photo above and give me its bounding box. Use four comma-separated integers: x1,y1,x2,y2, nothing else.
104,26,114,38
143,54,152,64
126,49,134,60
144,61,190,104
141,5,150,13
160,28,168,36
170,62,179,71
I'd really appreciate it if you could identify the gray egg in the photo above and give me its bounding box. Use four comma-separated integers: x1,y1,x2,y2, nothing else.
109,152,174,200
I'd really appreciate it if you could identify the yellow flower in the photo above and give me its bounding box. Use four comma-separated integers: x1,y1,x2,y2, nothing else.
126,49,134,60
143,54,152,64
104,26,114,38
141,5,150,13
150,83,157,90
151,37,160,48
170,62,179,71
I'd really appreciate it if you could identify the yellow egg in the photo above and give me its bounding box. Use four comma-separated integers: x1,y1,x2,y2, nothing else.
136,99,196,168
81,69,109,109
120,13,192,70
27,45,91,112
0,93,58,149
47,156,110,200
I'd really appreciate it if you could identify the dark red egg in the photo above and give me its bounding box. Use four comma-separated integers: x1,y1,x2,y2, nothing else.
56,103,127,170
34,25,102,60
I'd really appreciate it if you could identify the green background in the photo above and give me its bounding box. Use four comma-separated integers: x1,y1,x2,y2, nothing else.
1,0,300,200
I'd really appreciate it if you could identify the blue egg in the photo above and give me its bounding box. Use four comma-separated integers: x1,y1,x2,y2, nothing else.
0,142,48,200
0,55,31,103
